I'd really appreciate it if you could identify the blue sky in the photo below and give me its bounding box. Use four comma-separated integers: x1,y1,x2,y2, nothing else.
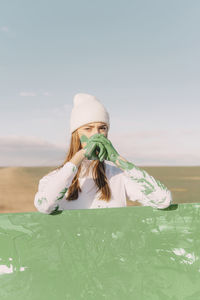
0,0,200,166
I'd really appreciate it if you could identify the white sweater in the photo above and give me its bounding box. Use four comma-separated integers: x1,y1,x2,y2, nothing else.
34,158,173,214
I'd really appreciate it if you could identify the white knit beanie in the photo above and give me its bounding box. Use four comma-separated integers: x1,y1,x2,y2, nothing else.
69,93,110,134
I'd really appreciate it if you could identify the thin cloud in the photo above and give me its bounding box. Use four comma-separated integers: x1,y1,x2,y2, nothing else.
19,92,37,97
0,135,64,150
42,92,51,96
19,91,53,97
128,151,200,166
0,128,200,166
0,135,67,167
109,130,200,166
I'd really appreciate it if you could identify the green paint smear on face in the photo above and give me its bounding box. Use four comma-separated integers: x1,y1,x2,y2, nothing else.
80,135,89,143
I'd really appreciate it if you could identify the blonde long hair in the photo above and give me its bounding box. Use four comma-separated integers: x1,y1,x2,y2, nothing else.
54,129,111,202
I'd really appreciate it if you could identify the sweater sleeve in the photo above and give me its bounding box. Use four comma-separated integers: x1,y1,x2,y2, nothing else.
34,162,78,214
123,164,173,209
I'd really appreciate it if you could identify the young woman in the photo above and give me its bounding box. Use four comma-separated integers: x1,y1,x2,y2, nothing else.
34,93,173,214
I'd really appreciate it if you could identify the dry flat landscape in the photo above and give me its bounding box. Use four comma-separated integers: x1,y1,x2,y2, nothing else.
0,166,199,214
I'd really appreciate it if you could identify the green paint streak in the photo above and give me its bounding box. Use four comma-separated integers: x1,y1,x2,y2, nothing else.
142,185,155,195
141,169,146,178
80,135,89,143
49,205,61,215
50,187,69,214
37,197,47,206
56,187,68,201
127,164,168,194
149,196,167,205
157,180,167,190
115,158,135,170
132,178,154,189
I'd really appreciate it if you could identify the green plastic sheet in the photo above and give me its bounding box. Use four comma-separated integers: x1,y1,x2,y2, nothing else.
1,203,200,299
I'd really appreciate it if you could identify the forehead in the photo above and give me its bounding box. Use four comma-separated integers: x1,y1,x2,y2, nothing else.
82,122,107,127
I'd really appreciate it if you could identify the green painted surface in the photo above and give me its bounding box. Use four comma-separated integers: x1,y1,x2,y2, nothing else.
1,203,200,299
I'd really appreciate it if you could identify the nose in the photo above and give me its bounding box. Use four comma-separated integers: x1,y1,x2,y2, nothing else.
92,128,101,135
94,128,101,134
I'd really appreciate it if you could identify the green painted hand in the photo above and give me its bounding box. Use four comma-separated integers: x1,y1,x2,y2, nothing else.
80,134,107,161
84,134,120,164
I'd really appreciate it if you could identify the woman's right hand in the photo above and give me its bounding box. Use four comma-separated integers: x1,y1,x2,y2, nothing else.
81,135,107,161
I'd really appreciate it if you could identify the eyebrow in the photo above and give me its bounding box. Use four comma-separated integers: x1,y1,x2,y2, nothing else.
84,124,107,128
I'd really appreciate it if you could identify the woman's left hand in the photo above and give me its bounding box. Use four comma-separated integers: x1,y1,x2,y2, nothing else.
86,134,120,164
83,139,107,161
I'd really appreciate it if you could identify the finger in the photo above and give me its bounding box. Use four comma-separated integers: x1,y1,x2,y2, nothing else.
91,145,100,160
88,133,106,143
99,148,107,162
90,133,103,139
95,145,100,155
89,139,107,152
92,142,104,160
96,142,105,158
85,142,97,157
94,141,106,161
86,141,101,160
88,136,109,146
90,153,98,160
83,142,93,154
90,142,104,160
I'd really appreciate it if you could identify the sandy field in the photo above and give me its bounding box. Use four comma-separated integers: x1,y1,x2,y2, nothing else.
0,166,199,214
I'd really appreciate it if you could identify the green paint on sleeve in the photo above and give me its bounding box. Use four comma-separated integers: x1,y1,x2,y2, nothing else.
135,178,155,189
142,185,155,195
116,158,135,170
37,197,47,206
50,205,62,215
56,187,68,201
